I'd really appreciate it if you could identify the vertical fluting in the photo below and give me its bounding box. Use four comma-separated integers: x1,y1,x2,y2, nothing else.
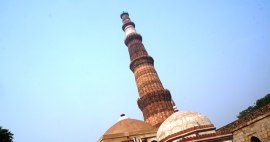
120,12,174,127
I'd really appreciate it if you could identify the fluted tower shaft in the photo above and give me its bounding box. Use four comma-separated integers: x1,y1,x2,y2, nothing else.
120,12,174,127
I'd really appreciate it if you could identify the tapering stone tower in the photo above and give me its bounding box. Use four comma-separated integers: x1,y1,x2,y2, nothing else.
120,12,174,127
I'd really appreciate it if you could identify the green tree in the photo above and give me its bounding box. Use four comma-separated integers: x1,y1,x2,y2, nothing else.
237,94,270,118
0,126,13,142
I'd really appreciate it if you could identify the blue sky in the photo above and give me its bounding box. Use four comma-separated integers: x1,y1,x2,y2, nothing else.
0,0,270,141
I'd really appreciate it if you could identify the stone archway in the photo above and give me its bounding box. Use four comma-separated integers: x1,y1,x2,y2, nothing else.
251,136,261,142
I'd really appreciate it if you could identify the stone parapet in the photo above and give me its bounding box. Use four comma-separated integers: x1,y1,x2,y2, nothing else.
217,103,270,132
175,130,232,142
217,103,270,142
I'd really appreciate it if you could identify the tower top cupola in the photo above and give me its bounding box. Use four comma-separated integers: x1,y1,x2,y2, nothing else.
120,11,129,19
120,11,135,32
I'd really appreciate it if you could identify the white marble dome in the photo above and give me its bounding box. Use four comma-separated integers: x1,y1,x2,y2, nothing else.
157,111,213,141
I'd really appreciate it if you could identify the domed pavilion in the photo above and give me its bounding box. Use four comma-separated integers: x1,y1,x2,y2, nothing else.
98,114,158,142
157,110,233,142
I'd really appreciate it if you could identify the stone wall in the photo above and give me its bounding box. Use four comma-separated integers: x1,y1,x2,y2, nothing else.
233,116,270,142
217,103,270,142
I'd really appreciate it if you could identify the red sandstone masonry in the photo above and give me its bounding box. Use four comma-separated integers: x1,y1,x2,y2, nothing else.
158,124,232,142
159,124,215,142
175,130,232,142
121,13,174,127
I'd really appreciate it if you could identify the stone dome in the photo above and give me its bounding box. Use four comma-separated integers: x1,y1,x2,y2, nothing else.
157,111,214,141
104,115,154,135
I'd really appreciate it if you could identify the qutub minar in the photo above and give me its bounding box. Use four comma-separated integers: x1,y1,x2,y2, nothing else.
97,12,270,142
121,12,174,127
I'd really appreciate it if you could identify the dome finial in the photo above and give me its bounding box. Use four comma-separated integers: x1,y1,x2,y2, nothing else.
171,100,178,112
118,113,130,121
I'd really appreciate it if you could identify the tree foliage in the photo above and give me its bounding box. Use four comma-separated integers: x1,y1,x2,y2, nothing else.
237,94,270,118
0,126,13,142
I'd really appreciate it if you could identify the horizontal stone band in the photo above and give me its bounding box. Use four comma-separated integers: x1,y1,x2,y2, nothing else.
125,33,142,46
130,55,154,72
137,89,172,110
122,21,135,31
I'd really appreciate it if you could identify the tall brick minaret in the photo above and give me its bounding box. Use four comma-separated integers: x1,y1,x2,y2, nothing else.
120,12,174,127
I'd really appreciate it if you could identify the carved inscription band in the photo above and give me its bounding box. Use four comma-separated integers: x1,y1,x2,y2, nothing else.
130,55,154,72
137,89,172,110
128,42,148,61
125,33,142,46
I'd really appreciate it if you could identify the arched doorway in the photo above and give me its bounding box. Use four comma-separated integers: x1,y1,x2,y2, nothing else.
250,136,260,142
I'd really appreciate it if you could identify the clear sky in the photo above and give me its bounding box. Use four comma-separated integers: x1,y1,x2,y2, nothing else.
0,0,270,142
